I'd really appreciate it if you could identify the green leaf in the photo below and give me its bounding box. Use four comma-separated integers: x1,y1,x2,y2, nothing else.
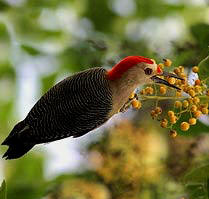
198,56,209,87
41,73,57,94
184,165,209,184
185,184,207,199
21,45,41,56
191,23,209,49
184,165,209,199
0,180,7,199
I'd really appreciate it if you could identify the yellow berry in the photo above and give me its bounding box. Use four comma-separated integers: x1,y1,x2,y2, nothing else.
188,89,196,97
160,119,168,128
201,107,208,115
193,110,202,118
207,90,209,96
158,63,164,69
194,85,202,93
190,105,197,112
178,66,184,73
145,87,154,95
163,59,172,67
140,89,146,95
168,77,176,85
170,130,177,138
174,101,182,108
174,68,180,75
155,107,162,114
151,110,156,117
176,91,182,97
129,92,135,99
183,100,189,108
193,97,200,105
160,86,166,95
189,118,197,125
188,98,193,105
192,66,199,73
200,103,208,108
170,116,177,124
131,99,141,109
168,111,175,117
180,122,190,131
195,79,201,86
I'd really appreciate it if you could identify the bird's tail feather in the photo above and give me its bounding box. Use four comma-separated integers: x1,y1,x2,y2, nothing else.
1,120,35,160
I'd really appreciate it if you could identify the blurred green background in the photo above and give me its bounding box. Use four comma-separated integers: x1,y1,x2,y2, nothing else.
0,0,209,198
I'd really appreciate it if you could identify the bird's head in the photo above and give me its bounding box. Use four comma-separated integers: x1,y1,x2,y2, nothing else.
107,56,182,89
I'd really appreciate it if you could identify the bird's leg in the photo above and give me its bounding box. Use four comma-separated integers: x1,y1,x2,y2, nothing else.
119,92,137,113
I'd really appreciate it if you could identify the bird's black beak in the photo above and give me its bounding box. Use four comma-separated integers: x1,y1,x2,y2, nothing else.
151,71,184,90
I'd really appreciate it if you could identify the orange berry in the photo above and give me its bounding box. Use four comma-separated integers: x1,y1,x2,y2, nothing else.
193,110,202,118
180,122,190,131
188,98,193,105
145,87,154,95
170,130,177,138
168,111,175,117
155,107,162,114
175,101,182,108
192,66,199,73
201,103,208,108
190,105,197,112
160,86,166,95
195,79,201,86
170,116,177,124
151,110,156,117
168,77,176,85
194,85,202,93
201,108,208,115
158,63,164,69
163,59,172,67
176,91,182,97
174,68,180,75
131,99,141,109
178,66,184,73
189,118,197,125
188,89,196,97
140,89,146,95
183,100,189,108
193,97,200,105
129,92,135,99
160,119,168,128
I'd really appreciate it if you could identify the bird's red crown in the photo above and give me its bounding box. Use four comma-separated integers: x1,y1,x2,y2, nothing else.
107,56,154,80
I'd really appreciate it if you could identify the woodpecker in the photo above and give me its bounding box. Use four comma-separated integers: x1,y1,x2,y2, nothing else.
2,56,182,159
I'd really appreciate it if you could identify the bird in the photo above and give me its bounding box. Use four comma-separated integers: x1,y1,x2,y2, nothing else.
1,56,182,159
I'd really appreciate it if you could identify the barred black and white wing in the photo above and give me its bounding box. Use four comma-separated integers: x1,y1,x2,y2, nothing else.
2,67,112,159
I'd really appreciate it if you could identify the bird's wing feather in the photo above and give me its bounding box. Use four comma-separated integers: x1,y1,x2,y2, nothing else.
25,67,112,143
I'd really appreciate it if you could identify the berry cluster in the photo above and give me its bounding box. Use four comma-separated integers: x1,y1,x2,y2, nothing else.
129,59,209,138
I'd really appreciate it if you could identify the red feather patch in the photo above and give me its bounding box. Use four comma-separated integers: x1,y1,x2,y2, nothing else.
107,56,153,80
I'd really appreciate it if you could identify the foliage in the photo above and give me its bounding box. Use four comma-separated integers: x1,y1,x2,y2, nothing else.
0,180,7,199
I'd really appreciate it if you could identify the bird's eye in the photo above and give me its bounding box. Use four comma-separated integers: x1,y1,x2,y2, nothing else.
144,68,153,75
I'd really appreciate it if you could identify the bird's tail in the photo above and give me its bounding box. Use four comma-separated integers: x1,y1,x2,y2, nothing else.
1,120,35,160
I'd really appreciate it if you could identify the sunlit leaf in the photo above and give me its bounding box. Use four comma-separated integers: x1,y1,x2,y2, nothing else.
0,180,7,199
198,56,209,87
